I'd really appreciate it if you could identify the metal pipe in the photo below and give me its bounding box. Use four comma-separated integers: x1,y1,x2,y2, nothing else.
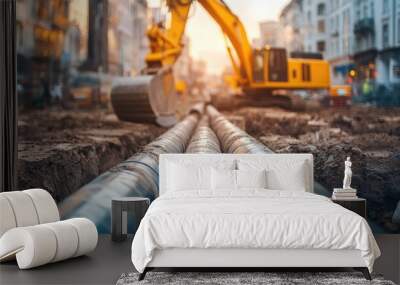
59,111,201,233
186,115,221,153
207,105,329,196
206,105,272,154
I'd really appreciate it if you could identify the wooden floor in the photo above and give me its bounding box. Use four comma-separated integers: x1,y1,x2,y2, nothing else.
0,235,399,285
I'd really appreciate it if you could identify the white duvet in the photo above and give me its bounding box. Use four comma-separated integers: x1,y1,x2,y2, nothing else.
131,190,380,273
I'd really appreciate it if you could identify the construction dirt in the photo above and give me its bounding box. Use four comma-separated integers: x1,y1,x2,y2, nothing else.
17,109,164,202
231,106,400,233
17,105,400,233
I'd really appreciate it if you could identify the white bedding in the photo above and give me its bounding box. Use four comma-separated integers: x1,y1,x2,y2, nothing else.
131,190,380,273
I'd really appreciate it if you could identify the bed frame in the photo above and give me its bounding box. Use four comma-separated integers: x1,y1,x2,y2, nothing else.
138,154,371,280
140,248,370,280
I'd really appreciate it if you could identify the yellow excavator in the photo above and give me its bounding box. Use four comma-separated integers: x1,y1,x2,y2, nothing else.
111,0,348,127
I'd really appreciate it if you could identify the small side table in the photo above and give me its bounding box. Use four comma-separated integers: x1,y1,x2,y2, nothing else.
331,197,366,218
111,197,150,242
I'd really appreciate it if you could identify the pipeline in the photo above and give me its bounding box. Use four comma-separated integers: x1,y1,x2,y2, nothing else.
207,105,329,196
185,115,221,153
59,110,201,233
206,105,272,154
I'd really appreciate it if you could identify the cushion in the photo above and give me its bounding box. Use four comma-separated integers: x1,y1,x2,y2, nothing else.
167,163,211,191
0,196,17,237
0,189,60,237
211,168,237,190
0,191,39,228
238,159,307,191
23,189,60,224
166,159,236,192
236,169,267,189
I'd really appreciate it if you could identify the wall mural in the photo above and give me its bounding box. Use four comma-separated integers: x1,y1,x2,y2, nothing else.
15,0,400,234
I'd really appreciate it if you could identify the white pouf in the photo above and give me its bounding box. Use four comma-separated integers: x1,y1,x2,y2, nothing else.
0,189,98,269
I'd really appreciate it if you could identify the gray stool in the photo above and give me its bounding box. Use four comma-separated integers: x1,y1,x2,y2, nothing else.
111,197,150,242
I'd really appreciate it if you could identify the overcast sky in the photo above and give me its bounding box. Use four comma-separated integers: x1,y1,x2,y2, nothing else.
185,0,289,74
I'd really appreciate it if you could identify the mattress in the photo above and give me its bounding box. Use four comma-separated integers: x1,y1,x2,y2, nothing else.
131,190,380,273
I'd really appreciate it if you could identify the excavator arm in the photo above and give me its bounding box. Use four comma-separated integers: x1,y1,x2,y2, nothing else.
146,0,253,85
111,0,336,127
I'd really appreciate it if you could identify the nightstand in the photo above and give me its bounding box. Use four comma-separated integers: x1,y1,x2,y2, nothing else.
111,197,150,242
331,198,366,218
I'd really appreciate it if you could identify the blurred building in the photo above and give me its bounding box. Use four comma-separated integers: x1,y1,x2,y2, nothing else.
279,0,304,53
374,0,400,86
258,21,284,48
302,0,328,57
16,0,151,109
252,38,263,49
64,0,89,71
279,0,400,99
131,0,149,75
97,0,148,76
16,0,71,107
352,0,377,87
326,0,353,85
350,0,400,95
83,0,108,73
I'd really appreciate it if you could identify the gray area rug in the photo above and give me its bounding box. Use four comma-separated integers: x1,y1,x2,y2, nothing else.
116,272,396,285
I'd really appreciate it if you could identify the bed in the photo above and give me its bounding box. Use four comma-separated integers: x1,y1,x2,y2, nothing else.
131,154,380,280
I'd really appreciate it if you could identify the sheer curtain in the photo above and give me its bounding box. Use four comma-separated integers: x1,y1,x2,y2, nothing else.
0,0,17,192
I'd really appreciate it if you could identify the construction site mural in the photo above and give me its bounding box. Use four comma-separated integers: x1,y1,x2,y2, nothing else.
16,0,400,234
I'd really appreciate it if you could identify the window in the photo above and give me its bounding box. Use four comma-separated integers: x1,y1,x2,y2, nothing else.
252,50,264,82
302,63,311,81
317,40,326,52
371,2,374,18
317,3,326,16
398,18,400,44
268,48,288,82
383,0,389,14
318,20,325,33
383,23,389,48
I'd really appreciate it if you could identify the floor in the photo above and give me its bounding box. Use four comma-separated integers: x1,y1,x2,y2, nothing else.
1,235,399,285
0,235,134,285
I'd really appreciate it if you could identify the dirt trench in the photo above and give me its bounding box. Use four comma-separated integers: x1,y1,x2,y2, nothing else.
232,106,400,233
17,109,164,202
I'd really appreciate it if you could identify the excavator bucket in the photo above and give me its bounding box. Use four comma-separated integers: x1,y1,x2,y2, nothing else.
111,68,178,127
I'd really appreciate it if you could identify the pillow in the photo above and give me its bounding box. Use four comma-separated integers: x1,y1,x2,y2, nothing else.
236,169,267,189
266,166,306,192
238,159,307,191
211,168,236,190
167,163,211,191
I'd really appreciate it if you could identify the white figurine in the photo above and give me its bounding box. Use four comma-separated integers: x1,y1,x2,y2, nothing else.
343,156,352,189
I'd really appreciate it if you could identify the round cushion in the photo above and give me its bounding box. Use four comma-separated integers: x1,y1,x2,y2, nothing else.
23,189,59,224
0,226,57,269
64,218,98,257
0,218,98,269
42,221,79,262
0,196,17,237
0,191,39,227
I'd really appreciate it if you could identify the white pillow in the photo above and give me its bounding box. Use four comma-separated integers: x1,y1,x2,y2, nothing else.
238,159,307,191
211,168,236,190
266,166,306,191
167,163,211,191
236,169,267,189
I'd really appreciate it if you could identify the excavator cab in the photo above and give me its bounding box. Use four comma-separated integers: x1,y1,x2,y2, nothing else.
252,48,288,83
